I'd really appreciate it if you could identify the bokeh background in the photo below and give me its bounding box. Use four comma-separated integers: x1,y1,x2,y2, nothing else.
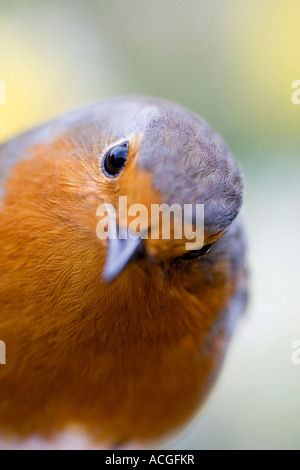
0,0,299,450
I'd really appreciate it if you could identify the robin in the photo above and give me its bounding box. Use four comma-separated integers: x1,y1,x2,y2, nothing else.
0,96,247,446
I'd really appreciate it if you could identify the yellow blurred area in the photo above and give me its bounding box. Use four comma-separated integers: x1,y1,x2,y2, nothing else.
0,2,120,141
0,40,59,139
0,0,299,149
232,1,300,133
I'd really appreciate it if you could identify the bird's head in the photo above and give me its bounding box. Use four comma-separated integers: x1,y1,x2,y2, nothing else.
1,96,243,285
86,97,243,281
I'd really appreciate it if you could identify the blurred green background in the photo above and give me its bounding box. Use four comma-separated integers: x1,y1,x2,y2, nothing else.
0,0,299,450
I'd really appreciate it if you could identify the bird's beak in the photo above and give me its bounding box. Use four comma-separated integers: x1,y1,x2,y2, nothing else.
102,224,145,282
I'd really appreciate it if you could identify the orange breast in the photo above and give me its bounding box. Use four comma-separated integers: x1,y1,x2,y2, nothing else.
0,136,235,443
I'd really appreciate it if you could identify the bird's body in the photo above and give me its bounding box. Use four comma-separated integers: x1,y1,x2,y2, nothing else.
0,96,246,445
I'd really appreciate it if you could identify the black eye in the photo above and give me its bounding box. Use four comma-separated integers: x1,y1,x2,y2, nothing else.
102,141,129,177
182,243,213,260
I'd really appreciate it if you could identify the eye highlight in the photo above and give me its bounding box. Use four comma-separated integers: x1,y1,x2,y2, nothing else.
102,141,129,177
182,243,213,261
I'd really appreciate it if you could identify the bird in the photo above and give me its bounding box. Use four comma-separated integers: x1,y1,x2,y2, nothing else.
0,96,247,447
